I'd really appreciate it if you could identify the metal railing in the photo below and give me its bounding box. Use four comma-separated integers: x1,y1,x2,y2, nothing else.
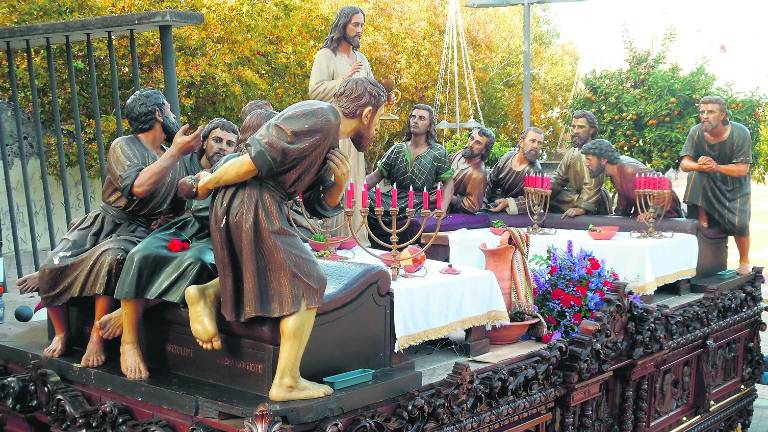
0,10,203,278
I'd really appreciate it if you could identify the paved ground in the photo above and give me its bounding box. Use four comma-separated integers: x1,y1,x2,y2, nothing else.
1,172,767,428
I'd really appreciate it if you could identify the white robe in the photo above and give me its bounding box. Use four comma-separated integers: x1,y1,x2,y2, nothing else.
309,47,374,245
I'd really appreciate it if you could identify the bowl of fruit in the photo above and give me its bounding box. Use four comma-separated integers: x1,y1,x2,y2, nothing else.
309,233,342,252
378,245,427,273
587,224,619,240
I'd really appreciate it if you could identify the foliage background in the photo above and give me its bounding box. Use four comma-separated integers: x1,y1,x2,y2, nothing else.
0,0,579,177
569,33,768,180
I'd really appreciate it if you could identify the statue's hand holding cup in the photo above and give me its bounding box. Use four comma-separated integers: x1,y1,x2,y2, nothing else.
378,78,401,120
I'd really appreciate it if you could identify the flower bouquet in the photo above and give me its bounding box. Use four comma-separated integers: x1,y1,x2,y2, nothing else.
532,240,619,343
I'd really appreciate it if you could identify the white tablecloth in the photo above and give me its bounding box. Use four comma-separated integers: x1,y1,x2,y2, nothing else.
336,246,509,351
447,228,698,295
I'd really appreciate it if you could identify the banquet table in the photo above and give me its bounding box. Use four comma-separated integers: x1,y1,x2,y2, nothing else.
334,246,509,351
446,228,698,294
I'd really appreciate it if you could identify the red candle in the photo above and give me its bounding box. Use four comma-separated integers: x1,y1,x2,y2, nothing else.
408,185,414,209
298,192,303,201
436,183,443,210
634,174,639,190
545,175,551,190
361,183,368,207
524,175,530,188
375,184,382,208
639,174,646,190
537,173,543,188
346,182,354,209
392,183,398,209
423,187,429,210
652,174,660,190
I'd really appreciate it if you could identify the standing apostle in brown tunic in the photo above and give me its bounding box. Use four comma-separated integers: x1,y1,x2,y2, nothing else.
187,77,387,401
36,89,203,367
449,127,495,214
486,127,544,214
581,139,683,220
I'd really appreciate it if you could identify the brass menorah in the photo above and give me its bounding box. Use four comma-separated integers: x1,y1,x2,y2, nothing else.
344,206,445,280
631,189,673,239
524,187,555,235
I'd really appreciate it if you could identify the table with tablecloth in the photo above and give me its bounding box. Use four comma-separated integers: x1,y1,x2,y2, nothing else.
336,246,509,351
446,228,698,294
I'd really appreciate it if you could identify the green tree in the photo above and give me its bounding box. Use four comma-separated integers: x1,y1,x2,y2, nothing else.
570,33,767,180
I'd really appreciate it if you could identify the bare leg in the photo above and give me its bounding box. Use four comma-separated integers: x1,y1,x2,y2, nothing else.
185,278,222,350
119,298,149,380
697,207,709,228
735,235,751,275
80,295,113,368
16,271,40,294
43,305,68,358
268,300,333,401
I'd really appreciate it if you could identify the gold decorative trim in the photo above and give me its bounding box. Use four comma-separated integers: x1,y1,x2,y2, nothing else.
630,268,696,294
397,310,510,351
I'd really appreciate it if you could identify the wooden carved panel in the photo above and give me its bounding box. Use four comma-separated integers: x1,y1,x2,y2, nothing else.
650,351,697,429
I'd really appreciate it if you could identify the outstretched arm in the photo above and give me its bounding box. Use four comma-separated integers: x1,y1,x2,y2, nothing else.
195,154,258,199
132,125,203,198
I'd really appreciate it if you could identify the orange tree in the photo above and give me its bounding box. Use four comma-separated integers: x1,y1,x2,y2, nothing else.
570,34,767,180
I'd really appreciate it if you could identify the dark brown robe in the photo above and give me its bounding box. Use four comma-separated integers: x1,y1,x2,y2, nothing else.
484,151,542,213
38,135,199,306
210,101,342,321
611,156,683,218
449,152,487,214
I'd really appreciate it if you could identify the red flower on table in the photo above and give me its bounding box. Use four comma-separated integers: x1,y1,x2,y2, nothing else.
560,295,574,308
541,333,553,344
602,280,613,289
549,265,559,275
585,268,594,276
572,312,582,324
588,257,601,271
575,285,587,297
573,295,583,307
167,238,190,253
545,315,557,325
551,288,565,300
596,290,606,299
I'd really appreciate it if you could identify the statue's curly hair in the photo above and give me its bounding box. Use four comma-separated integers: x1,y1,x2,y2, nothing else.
124,88,167,134
580,139,620,164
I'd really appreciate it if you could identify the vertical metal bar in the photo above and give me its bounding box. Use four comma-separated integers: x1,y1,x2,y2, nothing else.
0,101,23,276
46,38,72,225
26,39,56,250
108,31,124,137
130,29,141,92
6,42,40,268
159,25,180,117
523,0,531,128
86,34,106,183
65,35,91,214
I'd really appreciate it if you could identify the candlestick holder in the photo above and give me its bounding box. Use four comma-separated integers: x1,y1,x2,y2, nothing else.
631,189,673,239
345,207,445,280
524,187,555,235
286,198,361,260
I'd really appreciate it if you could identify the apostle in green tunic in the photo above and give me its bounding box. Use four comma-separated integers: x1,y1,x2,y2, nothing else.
35,89,203,368
364,104,454,246
550,110,611,217
680,96,752,275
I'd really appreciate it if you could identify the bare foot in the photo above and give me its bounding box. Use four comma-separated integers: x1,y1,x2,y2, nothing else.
42,334,67,358
736,263,752,276
268,376,333,401
120,343,149,380
97,308,123,340
17,271,40,294
185,283,222,350
80,337,106,368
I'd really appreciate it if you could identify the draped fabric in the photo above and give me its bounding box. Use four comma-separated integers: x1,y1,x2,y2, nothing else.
210,101,343,321
681,122,752,236
39,135,199,306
